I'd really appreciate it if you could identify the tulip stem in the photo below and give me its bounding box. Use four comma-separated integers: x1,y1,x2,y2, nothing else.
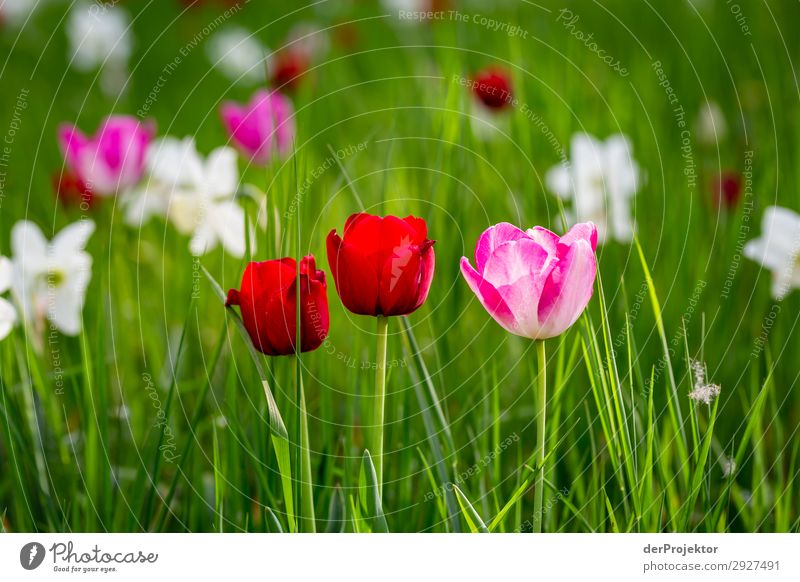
533,340,547,533
373,315,389,496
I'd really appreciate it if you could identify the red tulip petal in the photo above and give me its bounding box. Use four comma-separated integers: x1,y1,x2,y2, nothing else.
411,241,436,311
379,242,422,315
327,230,380,315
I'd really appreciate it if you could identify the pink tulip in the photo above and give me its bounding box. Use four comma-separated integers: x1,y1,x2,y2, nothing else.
220,89,295,164
57,116,154,197
460,222,598,339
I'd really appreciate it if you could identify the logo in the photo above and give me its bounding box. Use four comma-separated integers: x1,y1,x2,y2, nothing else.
20,542,46,570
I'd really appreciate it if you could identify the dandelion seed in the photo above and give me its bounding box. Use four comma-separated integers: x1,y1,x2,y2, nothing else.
688,359,721,405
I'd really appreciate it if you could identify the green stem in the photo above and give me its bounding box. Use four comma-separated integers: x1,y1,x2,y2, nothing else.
533,340,547,533
373,315,389,496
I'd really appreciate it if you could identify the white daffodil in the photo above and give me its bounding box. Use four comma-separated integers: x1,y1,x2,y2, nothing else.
696,100,727,146
66,2,131,71
0,256,17,341
206,27,269,85
744,206,800,300
545,133,641,243
131,137,248,258
10,219,95,338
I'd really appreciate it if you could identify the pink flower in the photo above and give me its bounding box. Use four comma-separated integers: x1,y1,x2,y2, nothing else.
220,89,295,164
460,222,598,340
57,116,154,197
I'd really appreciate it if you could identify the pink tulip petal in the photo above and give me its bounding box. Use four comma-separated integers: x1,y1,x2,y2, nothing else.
537,239,596,338
460,257,517,334
560,221,598,251
482,238,551,288
58,124,88,168
525,226,559,255
474,222,528,272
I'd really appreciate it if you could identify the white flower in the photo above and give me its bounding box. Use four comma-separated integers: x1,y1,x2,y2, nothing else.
129,137,248,258
0,0,45,27
546,133,641,243
123,137,201,226
286,22,329,61
696,100,727,145
206,27,268,84
66,2,131,71
744,206,800,299
10,220,95,337
0,256,17,341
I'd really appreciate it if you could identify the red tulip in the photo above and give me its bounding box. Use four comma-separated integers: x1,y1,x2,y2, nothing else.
225,255,329,356
711,170,742,209
52,171,95,209
472,67,513,111
271,50,309,92
326,213,435,317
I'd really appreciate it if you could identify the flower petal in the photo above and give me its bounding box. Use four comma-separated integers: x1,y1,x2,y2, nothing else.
559,221,598,251
51,219,95,258
460,256,517,334
326,230,380,315
0,256,12,294
474,222,528,273
537,239,596,338
0,297,16,341
11,220,48,264
482,238,551,288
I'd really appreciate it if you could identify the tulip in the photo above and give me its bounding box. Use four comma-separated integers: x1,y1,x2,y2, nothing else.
220,89,295,165
711,170,742,209
271,50,309,92
327,212,435,493
52,171,95,209
472,67,513,111
225,255,329,356
460,221,598,532
326,213,435,317
57,116,154,197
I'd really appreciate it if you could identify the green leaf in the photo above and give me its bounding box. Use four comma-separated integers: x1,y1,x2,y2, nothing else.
325,486,346,533
358,450,389,533
453,485,488,533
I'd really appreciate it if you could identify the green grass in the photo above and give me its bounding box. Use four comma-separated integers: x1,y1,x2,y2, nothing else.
1,0,799,532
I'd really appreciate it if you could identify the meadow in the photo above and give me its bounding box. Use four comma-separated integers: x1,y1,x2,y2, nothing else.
0,0,799,533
